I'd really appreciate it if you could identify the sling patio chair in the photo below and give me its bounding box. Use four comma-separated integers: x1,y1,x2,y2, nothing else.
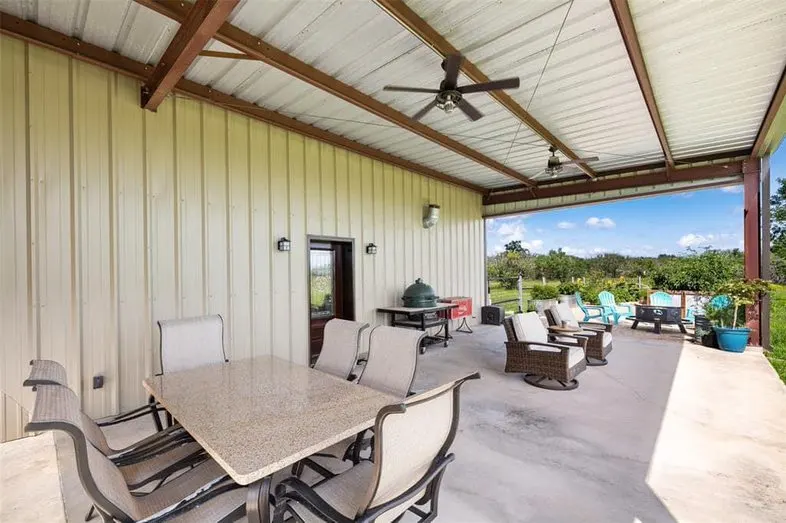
272,373,481,523
157,314,227,428
574,292,605,322
23,359,198,470
296,326,425,477
597,291,635,325
313,319,370,380
25,384,248,523
545,303,613,366
503,312,587,390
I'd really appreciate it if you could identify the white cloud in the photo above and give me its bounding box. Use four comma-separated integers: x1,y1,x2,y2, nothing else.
586,217,616,229
497,223,525,242
720,186,743,194
556,221,576,229
562,246,586,256
591,247,607,254
677,233,709,248
526,240,544,251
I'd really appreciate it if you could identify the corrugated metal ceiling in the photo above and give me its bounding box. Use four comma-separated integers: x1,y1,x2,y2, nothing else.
1,0,785,190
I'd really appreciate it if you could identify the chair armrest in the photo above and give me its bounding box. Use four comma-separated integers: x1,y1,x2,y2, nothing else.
515,340,570,353
547,333,588,349
578,322,612,333
274,477,355,523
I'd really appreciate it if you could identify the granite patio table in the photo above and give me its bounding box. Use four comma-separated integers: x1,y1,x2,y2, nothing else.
143,355,398,523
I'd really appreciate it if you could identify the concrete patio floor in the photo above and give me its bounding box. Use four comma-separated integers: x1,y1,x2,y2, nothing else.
2,321,785,522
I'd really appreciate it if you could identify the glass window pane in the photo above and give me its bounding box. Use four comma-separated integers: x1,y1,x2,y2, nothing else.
310,249,335,319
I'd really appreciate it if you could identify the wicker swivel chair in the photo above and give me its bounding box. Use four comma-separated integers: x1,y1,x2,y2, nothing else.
273,373,480,523
545,303,613,366
503,312,587,390
26,384,248,523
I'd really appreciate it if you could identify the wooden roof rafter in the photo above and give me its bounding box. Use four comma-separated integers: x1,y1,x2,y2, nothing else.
141,0,240,110
133,0,536,187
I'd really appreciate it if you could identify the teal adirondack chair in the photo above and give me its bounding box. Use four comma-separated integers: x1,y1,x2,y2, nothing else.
575,292,605,321
649,291,673,306
598,291,635,325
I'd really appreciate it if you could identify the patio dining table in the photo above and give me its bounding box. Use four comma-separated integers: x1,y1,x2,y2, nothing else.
143,356,398,523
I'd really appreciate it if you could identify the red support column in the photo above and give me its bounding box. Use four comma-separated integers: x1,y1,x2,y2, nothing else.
743,159,762,345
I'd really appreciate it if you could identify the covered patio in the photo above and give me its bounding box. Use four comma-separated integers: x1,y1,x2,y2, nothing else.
2,0,786,521
3,326,786,522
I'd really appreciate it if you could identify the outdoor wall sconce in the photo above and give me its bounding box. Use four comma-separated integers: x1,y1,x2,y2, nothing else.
423,204,440,229
277,237,291,252
366,243,378,255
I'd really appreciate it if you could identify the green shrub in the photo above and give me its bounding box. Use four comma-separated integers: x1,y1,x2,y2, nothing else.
557,282,581,295
531,284,559,300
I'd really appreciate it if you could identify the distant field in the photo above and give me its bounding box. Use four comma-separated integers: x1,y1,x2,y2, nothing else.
767,285,786,384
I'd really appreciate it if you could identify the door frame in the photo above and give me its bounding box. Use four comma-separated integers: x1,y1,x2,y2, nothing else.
306,235,357,359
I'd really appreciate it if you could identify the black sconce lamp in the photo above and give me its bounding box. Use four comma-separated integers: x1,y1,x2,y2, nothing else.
366,243,378,255
277,237,291,252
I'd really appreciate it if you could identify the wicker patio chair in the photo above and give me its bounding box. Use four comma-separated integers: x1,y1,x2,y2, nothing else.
24,359,198,470
545,303,613,366
313,319,370,380
298,326,425,476
503,312,587,390
25,384,247,523
273,373,480,523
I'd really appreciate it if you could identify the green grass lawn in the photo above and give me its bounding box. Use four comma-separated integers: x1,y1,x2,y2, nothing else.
767,285,786,384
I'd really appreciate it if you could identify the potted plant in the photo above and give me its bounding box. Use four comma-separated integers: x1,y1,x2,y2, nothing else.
709,279,772,353
531,284,560,315
557,282,581,306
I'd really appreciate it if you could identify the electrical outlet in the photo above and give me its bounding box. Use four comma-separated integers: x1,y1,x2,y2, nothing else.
92,375,104,390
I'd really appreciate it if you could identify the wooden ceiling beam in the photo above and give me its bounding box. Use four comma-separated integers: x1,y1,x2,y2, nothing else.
752,64,786,157
141,0,239,110
610,0,674,168
483,160,752,205
374,0,597,180
0,13,486,194
134,0,535,187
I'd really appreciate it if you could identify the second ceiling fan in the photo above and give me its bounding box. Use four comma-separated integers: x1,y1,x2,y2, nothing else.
383,54,520,122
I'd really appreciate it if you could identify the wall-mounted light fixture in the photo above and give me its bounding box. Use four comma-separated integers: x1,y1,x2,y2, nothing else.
277,237,291,252
423,204,440,229
366,243,378,255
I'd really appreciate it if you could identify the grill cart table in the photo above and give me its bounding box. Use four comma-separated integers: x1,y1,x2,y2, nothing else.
144,356,397,523
631,304,687,334
377,303,458,353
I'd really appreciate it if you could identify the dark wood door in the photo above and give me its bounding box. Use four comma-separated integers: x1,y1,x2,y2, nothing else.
309,240,354,361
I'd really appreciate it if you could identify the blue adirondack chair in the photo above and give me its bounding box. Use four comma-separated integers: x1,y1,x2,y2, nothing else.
598,291,635,325
574,292,605,321
649,291,673,306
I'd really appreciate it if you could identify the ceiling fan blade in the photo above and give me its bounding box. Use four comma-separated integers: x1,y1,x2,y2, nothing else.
458,77,520,94
442,54,462,88
411,100,438,121
457,98,483,121
383,85,441,94
561,156,599,164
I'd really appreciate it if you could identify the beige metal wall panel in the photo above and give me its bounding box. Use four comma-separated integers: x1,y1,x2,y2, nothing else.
0,35,486,441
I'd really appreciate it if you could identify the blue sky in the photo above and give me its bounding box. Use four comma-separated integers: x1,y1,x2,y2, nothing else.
486,144,786,257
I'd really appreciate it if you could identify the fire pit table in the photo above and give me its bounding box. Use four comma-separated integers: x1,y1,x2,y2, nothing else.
631,304,687,334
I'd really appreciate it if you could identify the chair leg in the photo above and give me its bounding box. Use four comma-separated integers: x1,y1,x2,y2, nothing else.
85,505,96,521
